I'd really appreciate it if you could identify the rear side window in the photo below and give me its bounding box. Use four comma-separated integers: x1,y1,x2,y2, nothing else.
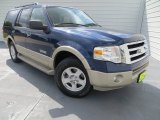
17,8,32,28
4,10,20,27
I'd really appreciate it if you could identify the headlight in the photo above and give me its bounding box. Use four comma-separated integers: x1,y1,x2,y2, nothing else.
93,46,122,63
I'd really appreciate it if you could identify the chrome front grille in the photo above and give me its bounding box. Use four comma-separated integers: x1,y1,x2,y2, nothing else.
120,40,148,64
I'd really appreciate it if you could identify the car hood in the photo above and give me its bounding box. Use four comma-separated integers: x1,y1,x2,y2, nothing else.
53,26,145,46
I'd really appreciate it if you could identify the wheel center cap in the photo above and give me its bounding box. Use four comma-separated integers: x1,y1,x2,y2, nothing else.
70,75,78,82
70,75,75,79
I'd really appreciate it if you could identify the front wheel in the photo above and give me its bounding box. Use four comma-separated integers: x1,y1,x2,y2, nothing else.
55,57,92,97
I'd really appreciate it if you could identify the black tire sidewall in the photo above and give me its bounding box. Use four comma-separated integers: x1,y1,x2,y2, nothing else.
55,57,92,97
9,42,20,63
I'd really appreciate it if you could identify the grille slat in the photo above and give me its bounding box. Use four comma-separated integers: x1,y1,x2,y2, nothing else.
129,50,137,55
130,50,146,58
131,53,146,61
128,42,144,49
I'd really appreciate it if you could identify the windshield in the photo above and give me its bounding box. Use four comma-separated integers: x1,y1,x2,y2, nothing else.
46,7,97,27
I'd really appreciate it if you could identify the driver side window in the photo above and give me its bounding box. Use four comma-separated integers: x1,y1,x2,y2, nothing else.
30,8,47,25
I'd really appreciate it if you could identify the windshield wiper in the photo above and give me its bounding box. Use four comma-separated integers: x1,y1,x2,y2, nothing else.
55,23,85,27
84,23,101,27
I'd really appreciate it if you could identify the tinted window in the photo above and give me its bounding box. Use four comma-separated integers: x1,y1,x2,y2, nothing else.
18,8,32,27
4,10,20,27
46,7,95,26
30,8,47,25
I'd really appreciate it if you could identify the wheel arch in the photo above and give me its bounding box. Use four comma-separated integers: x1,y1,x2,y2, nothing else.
52,46,91,70
6,36,15,47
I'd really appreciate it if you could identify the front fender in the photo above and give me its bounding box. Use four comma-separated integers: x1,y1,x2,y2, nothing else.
52,41,93,70
52,40,108,72
52,42,97,85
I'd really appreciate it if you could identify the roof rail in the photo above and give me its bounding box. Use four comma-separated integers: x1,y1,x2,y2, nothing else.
15,3,38,8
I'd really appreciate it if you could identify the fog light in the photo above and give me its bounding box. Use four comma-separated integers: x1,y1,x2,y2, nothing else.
114,75,123,83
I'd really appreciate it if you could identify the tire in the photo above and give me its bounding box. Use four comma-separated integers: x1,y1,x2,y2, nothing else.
9,42,21,63
55,57,92,97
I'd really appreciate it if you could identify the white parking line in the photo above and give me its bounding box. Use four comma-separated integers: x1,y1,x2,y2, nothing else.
16,94,45,120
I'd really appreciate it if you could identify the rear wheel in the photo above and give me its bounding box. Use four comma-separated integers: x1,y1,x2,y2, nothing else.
9,42,21,63
55,57,92,97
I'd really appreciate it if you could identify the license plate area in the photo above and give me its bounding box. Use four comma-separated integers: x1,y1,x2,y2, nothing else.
137,71,147,83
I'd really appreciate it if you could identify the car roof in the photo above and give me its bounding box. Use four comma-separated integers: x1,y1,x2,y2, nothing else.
45,5,79,10
10,3,79,11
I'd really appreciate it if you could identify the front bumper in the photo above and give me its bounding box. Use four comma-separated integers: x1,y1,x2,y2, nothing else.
88,62,149,91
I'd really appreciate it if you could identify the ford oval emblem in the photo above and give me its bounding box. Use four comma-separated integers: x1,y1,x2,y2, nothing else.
137,49,142,54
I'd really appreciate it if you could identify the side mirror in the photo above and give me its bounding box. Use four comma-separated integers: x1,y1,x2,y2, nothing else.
29,20,48,31
29,20,50,34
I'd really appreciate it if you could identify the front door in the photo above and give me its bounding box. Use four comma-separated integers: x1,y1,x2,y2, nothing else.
25,7,54,66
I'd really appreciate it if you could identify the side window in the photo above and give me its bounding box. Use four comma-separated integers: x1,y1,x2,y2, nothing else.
30,8,47,25
4,10,20,27
18,8,32,27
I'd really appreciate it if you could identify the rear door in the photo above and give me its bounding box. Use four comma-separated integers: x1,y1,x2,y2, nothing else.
14,8,32,48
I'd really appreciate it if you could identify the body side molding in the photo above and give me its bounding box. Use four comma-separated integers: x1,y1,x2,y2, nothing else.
16,45,53,69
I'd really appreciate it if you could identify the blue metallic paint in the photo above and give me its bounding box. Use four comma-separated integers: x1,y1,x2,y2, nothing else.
3,5,149,73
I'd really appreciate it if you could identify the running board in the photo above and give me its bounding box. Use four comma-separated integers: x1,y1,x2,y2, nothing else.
18,54,54,75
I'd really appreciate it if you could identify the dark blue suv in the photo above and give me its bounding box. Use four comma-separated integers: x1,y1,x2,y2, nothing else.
3,3,149,97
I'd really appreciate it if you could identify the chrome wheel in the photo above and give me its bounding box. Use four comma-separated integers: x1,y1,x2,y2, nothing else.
10,45,16,60
61,67,87,92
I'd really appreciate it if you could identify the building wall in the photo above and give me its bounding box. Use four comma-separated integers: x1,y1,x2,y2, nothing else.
0,0,144,41
141,0,160,61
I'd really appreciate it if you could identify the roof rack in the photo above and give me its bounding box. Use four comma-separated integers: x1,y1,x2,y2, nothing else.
15,3,38,8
